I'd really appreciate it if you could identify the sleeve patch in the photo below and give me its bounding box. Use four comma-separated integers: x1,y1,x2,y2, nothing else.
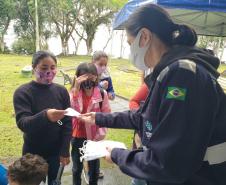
166,86,187,101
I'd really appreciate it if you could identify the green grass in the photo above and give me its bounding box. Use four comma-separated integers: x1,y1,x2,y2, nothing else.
219,64,226,73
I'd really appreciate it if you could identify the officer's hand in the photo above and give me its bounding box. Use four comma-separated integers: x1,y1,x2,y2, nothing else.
60,156,70,166
47,109,65,123
105,147,113,164
78,112,96,125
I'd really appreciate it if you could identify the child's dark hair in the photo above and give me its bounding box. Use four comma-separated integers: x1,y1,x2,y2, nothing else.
32,51,57,68
125,3,197,47
71,62,98,89
8,153,48,185
92,51,108,62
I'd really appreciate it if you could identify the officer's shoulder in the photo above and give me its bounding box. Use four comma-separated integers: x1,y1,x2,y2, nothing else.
169,59,197,74
157,59,197,82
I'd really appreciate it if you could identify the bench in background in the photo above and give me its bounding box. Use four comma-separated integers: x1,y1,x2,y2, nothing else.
59,70,72,85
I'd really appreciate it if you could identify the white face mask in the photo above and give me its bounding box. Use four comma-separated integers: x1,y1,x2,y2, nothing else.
129,31,149,71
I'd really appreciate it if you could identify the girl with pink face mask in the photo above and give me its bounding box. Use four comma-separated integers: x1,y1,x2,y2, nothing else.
13,51,72,185
92,51,115,100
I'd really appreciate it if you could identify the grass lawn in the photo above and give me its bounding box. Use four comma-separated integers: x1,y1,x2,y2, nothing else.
219,64,226,73
0,54,226,163
0,54,140,161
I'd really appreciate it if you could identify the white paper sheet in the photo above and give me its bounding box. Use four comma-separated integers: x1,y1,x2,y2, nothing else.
64,108,81,117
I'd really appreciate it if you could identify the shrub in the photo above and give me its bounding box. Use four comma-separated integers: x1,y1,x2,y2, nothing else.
12,37,35,54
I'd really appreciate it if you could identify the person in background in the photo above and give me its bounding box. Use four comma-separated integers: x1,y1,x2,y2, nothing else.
130,68,151,109
129,83,149,110
8,153,48,185
79,3,226,185
13,51,72,185
70,62,110,185
92,51,115,100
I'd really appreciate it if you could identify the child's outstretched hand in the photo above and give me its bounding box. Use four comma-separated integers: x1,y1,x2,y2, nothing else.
78,112,96,125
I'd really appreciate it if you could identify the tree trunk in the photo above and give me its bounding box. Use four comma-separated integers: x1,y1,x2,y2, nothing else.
71,35,77,55
35,0,40,51
213,38,221,57
0,36,4,53
220,47,225,62
40,37,49,50
75,38,83,55
103,31,113,52
86,38,93,56
61,38,68,56
119,31,125,58
84,28,96,55
0,18,10,53
71,34,83,55
220,39,226,63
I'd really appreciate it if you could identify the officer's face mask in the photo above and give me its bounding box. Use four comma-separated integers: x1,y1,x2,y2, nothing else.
129,31,149,71
81,80,96,90
34,69,56,84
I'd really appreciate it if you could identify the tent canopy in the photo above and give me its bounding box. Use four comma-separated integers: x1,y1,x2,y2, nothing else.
113,0,226,37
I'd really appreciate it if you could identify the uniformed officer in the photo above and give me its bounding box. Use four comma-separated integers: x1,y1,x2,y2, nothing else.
79,3,226,185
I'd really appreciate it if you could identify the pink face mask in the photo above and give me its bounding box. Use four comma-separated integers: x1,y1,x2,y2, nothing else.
95,64,106,75
34,69,57,84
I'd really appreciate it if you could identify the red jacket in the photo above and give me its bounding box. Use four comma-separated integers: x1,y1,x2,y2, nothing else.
129,83,149,110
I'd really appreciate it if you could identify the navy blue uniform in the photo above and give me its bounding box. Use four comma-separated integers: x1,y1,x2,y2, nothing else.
95,46,226,185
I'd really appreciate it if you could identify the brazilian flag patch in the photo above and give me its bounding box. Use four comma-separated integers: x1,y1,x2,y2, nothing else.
166,86,187,101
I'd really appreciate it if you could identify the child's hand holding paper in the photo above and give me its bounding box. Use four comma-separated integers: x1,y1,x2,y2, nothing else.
64,108,81,117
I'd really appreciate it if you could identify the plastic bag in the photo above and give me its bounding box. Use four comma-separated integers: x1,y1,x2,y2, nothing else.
79,140,127,161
